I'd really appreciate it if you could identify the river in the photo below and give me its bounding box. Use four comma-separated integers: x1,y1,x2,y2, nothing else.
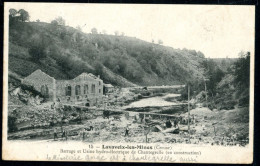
124,93,182,108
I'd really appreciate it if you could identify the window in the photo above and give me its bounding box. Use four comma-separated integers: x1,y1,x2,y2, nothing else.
91,84,95,93
41,85,49,97
99,89,101,93
84,84,88,94
75,85,81,96
65,85,72,96
99,81,101,85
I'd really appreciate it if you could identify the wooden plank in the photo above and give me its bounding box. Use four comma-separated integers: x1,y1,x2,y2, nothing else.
155,125,164,132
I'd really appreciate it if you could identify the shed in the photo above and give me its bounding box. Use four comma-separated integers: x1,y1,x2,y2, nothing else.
104,84,114,94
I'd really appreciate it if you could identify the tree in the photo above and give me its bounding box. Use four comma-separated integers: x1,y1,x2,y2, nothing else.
121,32,125,36
18,9,30,22
8,115,17,132
76,25,82,31
93,62,104,78
91,28,98,34
158,39,163,45
29,35,51,62
201,59,225,96
233,51,250,89
9,8,18,24
55,16,65,26
29,45,47,62
9,8,17,17
197,51,205,58
36,19,40,22
51,20,58,26
114,31,119,36
180,79,205,100
102,30,107,34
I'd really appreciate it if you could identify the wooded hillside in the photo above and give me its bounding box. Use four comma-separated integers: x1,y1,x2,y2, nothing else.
9,21,208,86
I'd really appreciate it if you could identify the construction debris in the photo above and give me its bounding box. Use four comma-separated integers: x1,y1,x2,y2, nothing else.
7,83,249,146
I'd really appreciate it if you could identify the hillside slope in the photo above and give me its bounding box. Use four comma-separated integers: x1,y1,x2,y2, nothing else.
210,58,237,72
9,21,207,86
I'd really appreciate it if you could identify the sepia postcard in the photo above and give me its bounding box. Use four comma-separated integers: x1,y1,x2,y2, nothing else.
2,2,255,163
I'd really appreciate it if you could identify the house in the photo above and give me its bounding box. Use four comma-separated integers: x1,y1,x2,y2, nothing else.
103,84,114,94
22,69,103,106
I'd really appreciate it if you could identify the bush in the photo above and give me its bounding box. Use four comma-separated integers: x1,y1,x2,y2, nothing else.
8,116,18,132
71,112,78,117
220,100,237,110
20,84,42,97
51,20,58,26
9,21,218,87
29,45,47,62
137,95,142,99
238,95,249,107
208,103,216,110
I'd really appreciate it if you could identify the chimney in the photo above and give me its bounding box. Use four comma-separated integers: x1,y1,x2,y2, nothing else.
98,75,100,78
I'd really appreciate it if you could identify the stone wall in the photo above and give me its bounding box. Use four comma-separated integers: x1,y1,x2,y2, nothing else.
22,70,103,106
22,69,55,101
56,73,103,106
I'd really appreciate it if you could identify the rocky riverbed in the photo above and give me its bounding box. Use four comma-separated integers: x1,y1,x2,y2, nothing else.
8,85,249,146
8,102,249,147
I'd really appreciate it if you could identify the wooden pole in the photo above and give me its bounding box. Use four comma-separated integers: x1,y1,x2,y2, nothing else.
205,80,208,108
146,133,148,143
188,85,190,143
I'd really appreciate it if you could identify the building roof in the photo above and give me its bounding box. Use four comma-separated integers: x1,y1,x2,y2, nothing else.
88,73,99,79
25,70,102,82
74,72,101,80
104,84,114,88
24,69,55,80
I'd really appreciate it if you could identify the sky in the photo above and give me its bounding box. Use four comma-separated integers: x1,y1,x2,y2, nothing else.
5,3,255,58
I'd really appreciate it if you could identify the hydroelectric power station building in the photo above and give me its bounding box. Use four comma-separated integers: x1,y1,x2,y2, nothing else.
22,69,104,106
